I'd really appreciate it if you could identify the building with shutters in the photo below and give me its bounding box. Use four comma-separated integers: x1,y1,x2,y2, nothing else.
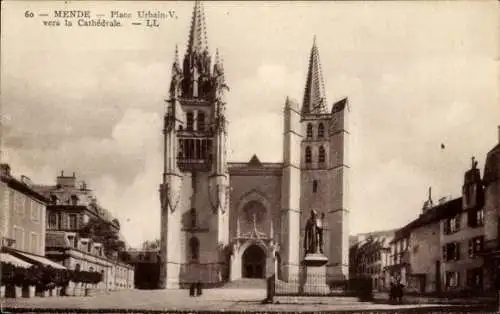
0,164,67,274
385,154,492,295
159,1,350,288
33,171,134,291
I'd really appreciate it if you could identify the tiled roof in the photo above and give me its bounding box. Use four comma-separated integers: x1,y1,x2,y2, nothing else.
392,197,462,242
0,175,49,203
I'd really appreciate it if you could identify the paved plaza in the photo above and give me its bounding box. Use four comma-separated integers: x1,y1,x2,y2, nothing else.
2,288,496,313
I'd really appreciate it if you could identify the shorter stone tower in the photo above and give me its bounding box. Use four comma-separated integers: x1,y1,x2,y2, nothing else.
281,37,350,284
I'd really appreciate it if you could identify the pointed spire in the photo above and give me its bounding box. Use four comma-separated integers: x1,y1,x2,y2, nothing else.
187,1,209,55
302,36,327,115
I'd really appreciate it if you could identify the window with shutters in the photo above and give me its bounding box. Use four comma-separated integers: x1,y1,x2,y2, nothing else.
445,271,459,288
48,213,57,229
466,268,483,289
68,214,77,230
467,208,484,227
444,215,460,234
14,192,25,217
468,236,484,258
30,232,39,254
12,226,24,250
31,201,41,222
443,242,460,261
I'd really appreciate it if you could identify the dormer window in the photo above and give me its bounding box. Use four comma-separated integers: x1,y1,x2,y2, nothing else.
71,195,78,206
318,123,325,138
306,123,313,138
186,111,194,131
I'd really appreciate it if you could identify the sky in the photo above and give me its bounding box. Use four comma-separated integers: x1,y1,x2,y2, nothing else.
1,1,499,248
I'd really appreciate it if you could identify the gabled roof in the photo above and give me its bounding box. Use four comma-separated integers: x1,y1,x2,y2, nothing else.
248,154,262,167
392,197,462,242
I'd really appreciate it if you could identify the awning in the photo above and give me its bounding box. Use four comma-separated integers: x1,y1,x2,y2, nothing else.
14,251,66,270
0,253,33,268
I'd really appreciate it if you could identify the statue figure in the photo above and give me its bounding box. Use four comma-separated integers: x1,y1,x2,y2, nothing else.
304,210,324,255
317,213,325,253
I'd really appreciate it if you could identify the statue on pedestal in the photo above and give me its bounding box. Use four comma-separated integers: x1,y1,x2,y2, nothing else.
304,210,324,255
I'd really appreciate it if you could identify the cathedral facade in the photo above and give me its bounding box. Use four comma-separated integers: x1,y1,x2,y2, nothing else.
159,1,350,289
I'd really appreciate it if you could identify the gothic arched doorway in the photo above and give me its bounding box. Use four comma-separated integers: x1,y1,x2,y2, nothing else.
242,244,266,278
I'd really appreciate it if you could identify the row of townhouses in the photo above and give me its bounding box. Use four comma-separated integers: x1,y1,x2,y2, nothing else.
350,127,500,296
0,165,134,296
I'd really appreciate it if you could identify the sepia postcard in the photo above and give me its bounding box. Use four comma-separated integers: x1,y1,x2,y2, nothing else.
0,1,499,313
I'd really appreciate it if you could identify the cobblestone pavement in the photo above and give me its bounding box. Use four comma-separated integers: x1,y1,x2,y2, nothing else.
2,288,492,312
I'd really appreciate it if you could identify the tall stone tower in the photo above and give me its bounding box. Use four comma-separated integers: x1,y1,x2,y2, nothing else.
159,1,230,289
281,37,350,283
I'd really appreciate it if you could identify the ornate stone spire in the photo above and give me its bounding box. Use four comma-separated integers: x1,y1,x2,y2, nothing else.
182,1,212,99
302,36,327,115
187,1,209,56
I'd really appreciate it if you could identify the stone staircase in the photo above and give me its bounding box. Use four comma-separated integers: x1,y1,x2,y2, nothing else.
220,278,266,289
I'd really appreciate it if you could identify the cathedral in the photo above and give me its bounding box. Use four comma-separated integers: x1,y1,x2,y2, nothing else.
159,1,350,289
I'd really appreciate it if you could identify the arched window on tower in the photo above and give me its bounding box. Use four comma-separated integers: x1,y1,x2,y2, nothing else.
305,146,312,164
318,123,325,138
319,146,326,163
307,123,313,139
190,208,197,228
189,237,200,262
197,112,205,132
186,111,194,131
313,180,318,193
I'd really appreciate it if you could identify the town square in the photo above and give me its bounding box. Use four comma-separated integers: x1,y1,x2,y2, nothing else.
1,1,499,313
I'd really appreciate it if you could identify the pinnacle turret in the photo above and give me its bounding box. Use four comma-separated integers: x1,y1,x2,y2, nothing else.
302,36,327,115
214,49,224,77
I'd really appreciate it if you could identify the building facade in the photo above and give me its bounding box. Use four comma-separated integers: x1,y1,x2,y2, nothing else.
0,164,62,269
34,171,135,291
45,231,134,291
349,230,394,291
481,127,500,292
385,150,497,295
159,1,350,288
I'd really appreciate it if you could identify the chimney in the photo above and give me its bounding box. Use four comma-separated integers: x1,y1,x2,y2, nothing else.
56,170,77,188
0,164,11,177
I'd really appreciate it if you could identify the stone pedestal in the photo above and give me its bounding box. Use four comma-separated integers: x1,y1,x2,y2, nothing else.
300,253,330,294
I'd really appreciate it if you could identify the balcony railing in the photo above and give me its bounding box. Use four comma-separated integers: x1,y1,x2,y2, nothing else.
177,158,211,171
